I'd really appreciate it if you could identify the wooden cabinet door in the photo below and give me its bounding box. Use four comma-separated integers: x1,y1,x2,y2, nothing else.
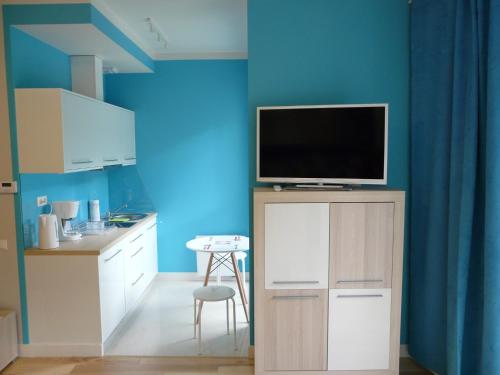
99,244,126,342
330,202,394,288
264,289,328,371
265,203,329,289
328,288,391,370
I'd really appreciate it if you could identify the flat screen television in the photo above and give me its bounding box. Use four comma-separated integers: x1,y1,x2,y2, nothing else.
257,104,388,185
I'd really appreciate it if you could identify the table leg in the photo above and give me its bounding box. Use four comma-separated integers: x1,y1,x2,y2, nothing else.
203,253,214,286
231,253,249,323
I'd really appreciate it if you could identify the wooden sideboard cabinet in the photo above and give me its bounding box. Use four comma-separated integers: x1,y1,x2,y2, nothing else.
254,188,405,375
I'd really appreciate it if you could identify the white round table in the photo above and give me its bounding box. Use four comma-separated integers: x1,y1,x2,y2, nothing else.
186,235,250,323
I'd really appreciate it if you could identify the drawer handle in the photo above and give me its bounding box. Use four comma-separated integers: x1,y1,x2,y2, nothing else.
337,294,384,299
272,295,319,300
132,273,145,286
147,223,157,230
337,279,383,283
130,233,143,243
103,158,119,162
72,160,94,164
104,249,122,262
273,280,319,285
131,246,144,258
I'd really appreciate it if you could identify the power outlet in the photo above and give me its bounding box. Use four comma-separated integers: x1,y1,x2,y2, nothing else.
37,195,48,207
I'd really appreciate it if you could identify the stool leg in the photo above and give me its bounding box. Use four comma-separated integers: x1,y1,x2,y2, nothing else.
226,299,230,334
193,299,197,338
198,307,202,355
232,297,237,351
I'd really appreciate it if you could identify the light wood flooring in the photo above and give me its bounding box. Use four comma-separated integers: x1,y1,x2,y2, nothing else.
1,356,433,374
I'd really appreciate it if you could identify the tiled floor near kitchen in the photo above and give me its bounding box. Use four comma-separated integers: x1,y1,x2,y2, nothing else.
105,276,250,357
2,357,434,374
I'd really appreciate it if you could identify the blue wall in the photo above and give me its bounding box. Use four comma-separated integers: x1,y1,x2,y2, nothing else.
105,60,249,272
248,0,410,343
10,28,110,248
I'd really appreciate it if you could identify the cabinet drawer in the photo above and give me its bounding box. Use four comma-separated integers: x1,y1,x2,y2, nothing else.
265,203,329,289
330,202,394,289
328,288,391,370
264,289,328,371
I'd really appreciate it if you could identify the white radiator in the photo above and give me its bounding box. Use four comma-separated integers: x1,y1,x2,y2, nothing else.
0,310,18,371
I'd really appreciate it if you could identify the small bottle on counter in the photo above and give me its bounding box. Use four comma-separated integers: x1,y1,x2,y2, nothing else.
89,200,100,222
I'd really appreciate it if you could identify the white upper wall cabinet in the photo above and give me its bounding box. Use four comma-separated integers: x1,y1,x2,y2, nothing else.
14,88,136,173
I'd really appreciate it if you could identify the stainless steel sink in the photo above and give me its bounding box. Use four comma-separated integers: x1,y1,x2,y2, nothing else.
113,222,137,228
109,213,147,221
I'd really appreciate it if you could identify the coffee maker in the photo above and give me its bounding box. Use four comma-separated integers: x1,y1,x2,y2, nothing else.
52,201,82,241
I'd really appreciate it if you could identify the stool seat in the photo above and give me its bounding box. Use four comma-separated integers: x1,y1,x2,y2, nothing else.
193,285,235,302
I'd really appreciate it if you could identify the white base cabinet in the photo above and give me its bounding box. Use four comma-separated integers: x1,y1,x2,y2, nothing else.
0,310,18,371
254,189,405,375
24,216,157,356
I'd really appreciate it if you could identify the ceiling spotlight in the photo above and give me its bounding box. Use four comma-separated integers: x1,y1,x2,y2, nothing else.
146,17,168,49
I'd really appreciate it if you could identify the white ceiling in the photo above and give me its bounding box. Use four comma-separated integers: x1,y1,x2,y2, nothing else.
94,0,247,60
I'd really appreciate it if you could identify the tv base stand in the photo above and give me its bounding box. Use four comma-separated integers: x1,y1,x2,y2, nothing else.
285,184,354,191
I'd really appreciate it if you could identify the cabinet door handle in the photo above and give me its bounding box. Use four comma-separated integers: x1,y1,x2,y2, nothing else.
147,223,157,230
130,233,143,243
103,158,119,162
272,280,319,285
131,246,143,258
272,295,319,300
132,273,145,286
337,279,383,283
337,294,384,299
124,157,136,161
72,159,94,164
104,249,122,262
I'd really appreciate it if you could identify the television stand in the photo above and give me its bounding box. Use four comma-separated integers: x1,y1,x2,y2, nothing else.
282,183,354,191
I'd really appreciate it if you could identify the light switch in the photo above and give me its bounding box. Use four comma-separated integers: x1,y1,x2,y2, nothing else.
0,239,7,250
0,181,17,194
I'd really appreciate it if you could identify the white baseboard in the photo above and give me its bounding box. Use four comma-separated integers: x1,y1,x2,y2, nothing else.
400,344,409,358
156,272,250,282
19,343,102,357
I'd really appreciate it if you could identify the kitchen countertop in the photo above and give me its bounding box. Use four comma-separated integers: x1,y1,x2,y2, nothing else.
25,213,157,256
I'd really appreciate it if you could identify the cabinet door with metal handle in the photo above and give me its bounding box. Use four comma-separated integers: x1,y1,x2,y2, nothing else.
265,203,330,289
263,289,328,371
328,288,392,371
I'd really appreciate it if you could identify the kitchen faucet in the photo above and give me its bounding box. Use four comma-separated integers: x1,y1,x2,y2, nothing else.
106,203,128,220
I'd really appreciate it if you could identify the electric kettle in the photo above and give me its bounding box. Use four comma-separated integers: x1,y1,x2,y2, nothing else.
38,214,59,249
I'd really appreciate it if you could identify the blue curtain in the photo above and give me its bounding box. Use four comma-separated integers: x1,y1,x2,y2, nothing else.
410,0,500,374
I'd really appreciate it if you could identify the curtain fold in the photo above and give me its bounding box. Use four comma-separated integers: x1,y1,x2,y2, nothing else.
410,1,499,374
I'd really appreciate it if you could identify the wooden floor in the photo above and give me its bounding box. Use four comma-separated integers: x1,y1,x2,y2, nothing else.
1,356,432,374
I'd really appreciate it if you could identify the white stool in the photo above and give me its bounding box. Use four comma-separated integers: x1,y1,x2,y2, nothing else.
193,285,237,354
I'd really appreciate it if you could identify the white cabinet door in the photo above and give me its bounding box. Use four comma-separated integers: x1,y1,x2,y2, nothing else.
144,219,158,285
328,288,391,370
98,103,122,166
119,110,136,165
98,244,126,342
265,203,329,289
61,90,101,171
124,230,147,312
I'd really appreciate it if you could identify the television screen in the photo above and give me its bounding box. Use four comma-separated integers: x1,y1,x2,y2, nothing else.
257,104,387,185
